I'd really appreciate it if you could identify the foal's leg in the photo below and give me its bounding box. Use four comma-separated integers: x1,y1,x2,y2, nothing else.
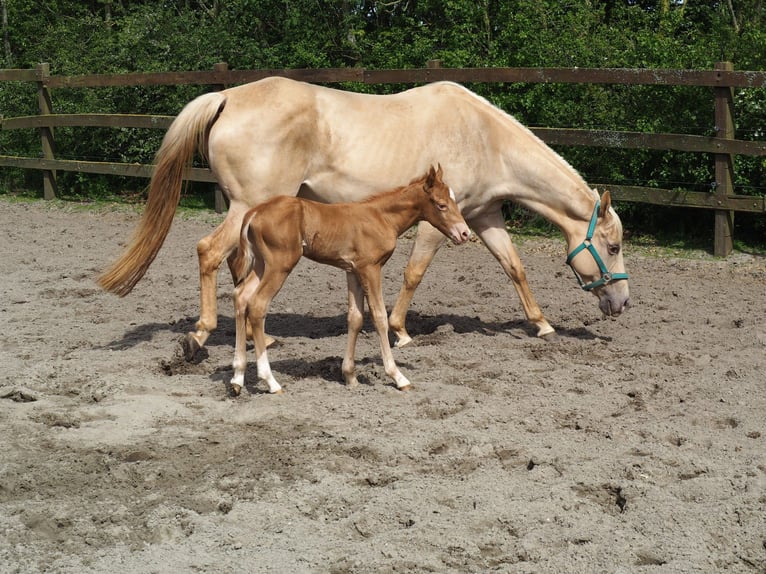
389,222,446,348
341,273,365,387
184,204,248,360
470,210,555,338
359,267,412,390
231,270,261,396
247,264,295,395
227,248,276,349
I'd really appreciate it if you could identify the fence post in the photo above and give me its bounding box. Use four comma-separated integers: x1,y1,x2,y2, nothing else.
37,62,56,200
713,61,735,256
212,61,228,214
427,59,442,74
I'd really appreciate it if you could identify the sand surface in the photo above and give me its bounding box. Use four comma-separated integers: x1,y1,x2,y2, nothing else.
1,198,764,573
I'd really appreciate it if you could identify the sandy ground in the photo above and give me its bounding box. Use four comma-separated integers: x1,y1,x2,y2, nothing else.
0,197,764,574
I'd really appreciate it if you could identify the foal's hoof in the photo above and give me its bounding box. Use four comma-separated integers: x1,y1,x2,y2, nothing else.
397,384,413,392
181,334,201,361
540,331,559,343
229,383,243,397
344,376,360,388
394,334,413,348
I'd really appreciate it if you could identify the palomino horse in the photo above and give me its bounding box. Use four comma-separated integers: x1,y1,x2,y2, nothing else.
230,165,470,396
99,77,629,357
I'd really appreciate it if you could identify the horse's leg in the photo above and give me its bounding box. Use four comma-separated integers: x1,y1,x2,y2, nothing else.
184,205,248,360
359,267,412,390
341,272,365,387
470,210,555,338
389,222,446,348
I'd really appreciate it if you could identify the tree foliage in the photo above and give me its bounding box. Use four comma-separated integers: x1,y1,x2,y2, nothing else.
1,0,764,240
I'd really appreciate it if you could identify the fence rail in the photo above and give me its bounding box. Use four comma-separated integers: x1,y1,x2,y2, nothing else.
1,61,765,255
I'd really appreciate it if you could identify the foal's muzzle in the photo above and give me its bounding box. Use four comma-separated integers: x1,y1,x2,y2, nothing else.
451,225,472,245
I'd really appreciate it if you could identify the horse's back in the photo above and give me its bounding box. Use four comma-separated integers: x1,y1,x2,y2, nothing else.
206,76,517,208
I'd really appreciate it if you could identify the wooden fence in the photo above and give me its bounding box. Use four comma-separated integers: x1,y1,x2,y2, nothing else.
1,61,765,256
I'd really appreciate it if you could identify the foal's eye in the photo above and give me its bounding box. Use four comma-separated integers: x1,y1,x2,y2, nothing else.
607,243,621,256
437,203,448,211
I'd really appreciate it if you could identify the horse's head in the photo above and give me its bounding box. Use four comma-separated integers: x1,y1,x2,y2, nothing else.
422,164,471,245
566,190,630,316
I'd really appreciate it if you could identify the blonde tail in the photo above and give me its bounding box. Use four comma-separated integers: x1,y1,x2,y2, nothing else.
98,92,227,296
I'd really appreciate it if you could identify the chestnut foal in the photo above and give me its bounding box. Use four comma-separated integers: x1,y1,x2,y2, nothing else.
229,165,470,397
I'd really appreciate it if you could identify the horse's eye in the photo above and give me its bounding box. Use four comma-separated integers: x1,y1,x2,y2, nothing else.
608,243,621,256
437,203,448,211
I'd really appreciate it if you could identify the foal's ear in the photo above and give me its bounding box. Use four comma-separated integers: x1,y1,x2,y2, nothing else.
598,190,612,218
424,164,438,191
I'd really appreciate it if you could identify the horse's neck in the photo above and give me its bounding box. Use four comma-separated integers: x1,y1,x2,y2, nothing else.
369,186,423,236
499,125,597,244
515,173,597,246
469,97,598,244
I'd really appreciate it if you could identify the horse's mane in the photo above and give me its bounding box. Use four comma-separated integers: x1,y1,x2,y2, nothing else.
441,82,598,202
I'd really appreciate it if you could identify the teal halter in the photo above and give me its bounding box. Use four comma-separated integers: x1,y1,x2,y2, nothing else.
566,200,629,291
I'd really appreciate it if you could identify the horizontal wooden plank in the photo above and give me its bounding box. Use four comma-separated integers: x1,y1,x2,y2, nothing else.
34,66,766,90
2,154,762,212
223,68,364,85
47,71,220,89
0,156,216,182
609,185,765,212
2,114,174,130
0,69,40,82
6,114,762,157
46,68,365,89
532,128,766,156
363,67,766,88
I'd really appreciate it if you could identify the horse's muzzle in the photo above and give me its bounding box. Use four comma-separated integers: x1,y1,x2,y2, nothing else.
599,293,630,317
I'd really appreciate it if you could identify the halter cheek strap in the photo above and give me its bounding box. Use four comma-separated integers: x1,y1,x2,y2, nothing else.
566,200,629,291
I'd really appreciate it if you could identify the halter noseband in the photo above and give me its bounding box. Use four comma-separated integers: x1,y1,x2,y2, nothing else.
566,199,629,291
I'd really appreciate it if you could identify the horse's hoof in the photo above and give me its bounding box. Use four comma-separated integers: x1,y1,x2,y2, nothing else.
182,334,201,361
271,388,284,395
230,383,242,397
397,384,413,392
540,331,559,342
394,334,412,348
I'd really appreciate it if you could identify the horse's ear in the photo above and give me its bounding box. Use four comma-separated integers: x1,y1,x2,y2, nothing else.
599,190,612,218
435,163,443,180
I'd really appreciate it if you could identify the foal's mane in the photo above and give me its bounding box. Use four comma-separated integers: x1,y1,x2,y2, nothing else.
358,173,431,205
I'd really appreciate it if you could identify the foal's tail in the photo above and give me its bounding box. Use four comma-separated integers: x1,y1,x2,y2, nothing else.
231,208,259,286
98,92,227,296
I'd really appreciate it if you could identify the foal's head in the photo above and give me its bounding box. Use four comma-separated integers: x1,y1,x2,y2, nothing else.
419,164,471,245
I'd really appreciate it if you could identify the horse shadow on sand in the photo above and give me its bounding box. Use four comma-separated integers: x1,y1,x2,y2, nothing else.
103,309,606,353
103,310,605,391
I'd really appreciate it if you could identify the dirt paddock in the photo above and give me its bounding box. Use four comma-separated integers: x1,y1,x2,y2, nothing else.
1,198,764,573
